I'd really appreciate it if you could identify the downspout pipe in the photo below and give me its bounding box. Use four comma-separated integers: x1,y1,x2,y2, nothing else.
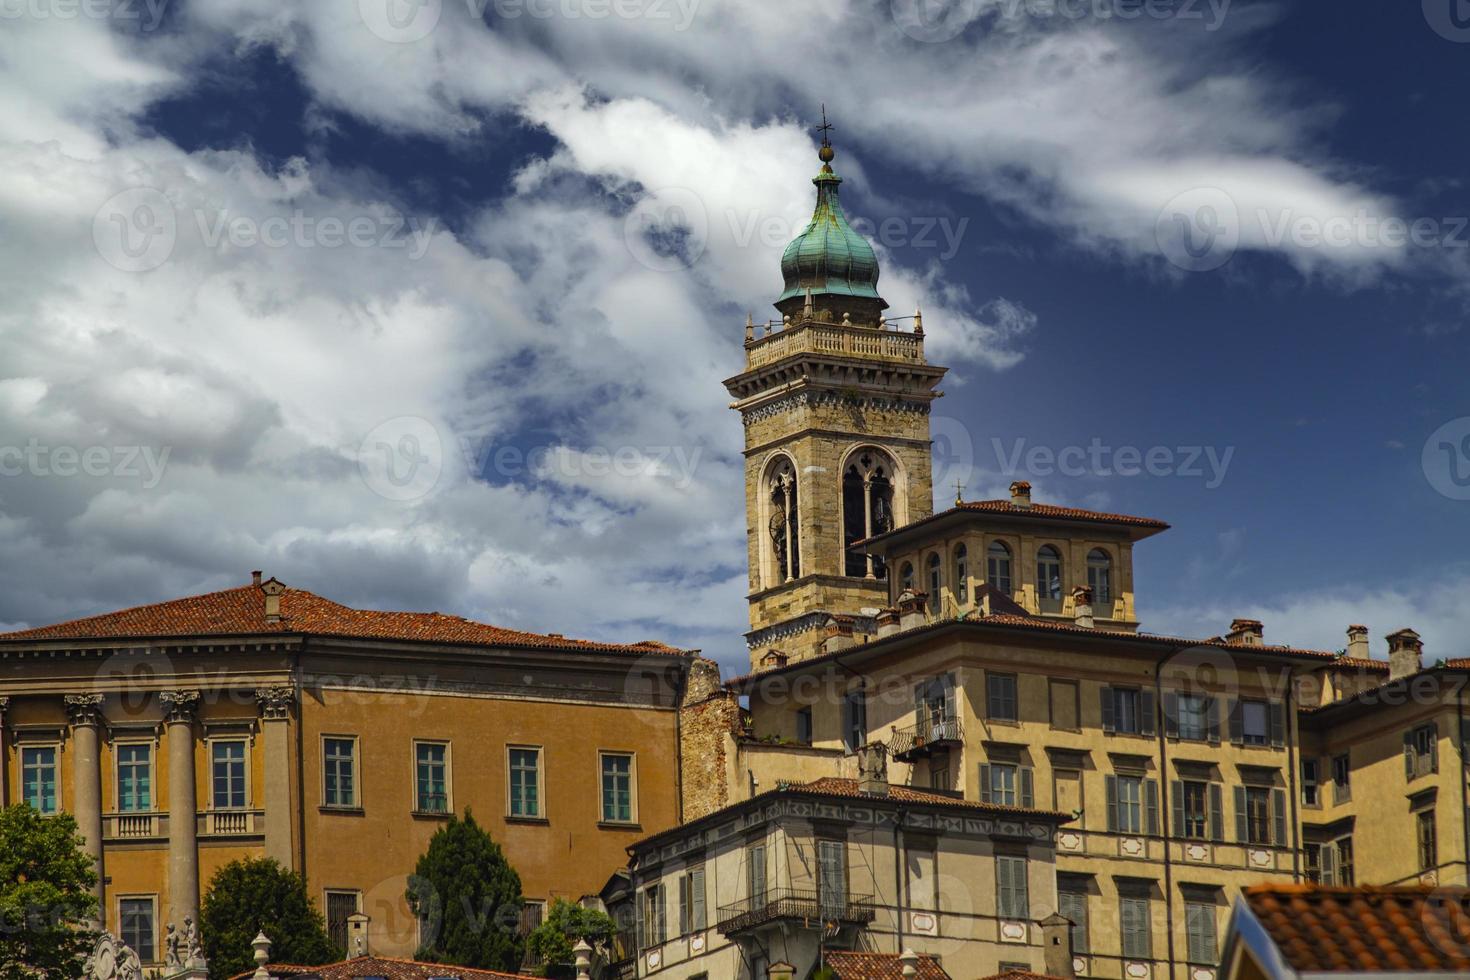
1152,650,1178,974
1457,677,1468,882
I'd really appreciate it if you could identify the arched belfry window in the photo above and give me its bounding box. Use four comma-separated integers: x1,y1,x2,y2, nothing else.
842,450,895,579
767,458,800,584
926,553,941,597
1037,545,1064,613
900,562,915,592
1088,548,1112,606
987,541,1013,595
954,544,969,604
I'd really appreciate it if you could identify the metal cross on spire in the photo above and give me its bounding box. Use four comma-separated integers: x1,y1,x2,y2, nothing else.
815,104,834,147
954,479,966,506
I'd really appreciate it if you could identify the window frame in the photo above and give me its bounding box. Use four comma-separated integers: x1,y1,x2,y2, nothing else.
1332,752,1351,803
599,750,638,825
1301,758,1320,809
986,672,1019,723
1057,877,1089,954
843,690,867,752
1184,899,1219,966
114,739,154,814
640,884,666,949
324,889,362,955
953,544,969,605
412,739,451,815
926,552,942,598
1035,544,1064,610
21,743,60,815
1240,699,1270,746
118,895,158,965
321,734,360,810
995,853,1029,920
987,540,1013,595
209,737,249,811
507,744,544,820
1120,893,1152,960
1417,808,1438,871
677,865,707,936
1086,548,1113,606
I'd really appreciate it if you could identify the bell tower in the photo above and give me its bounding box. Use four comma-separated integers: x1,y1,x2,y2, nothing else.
725,134,947,668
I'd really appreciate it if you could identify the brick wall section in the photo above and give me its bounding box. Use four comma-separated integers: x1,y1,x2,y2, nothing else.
679,658,742,821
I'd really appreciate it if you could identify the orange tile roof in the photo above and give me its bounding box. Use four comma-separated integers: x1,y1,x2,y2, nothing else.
791,776,1070,819
955,498,1169,529
229,955,540,980
1330,657,1390,672
824,950,952,980
0,580,681,657
1243,884,1470,973
977,972,1067,980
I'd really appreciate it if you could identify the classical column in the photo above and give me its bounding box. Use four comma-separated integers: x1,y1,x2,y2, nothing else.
0,696,9,807
63,694,106,924
161,690,201,931
255,687,296,869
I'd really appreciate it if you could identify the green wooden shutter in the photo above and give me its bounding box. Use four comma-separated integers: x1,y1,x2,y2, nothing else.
1404,731,1416,779
1234,786,1248,842
1100,687,1115,733
943,673,957,725
1162,691,1180,738
692,868,706,930
1269,701,1286,747
1020,767,1035,809
1058,887,1088,954
1272,788,1287,846
1144,779,1160,835
1209,783,1225,841
1431,723,1440,773
1228,700,1243,745
1206,697,1221,744
1139,690,1156,737
980,764,993,804
1171,780,1186,837
1319,842,1336,886
1106,775,1119,832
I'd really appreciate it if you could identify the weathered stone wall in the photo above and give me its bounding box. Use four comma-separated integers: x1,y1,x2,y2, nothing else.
678,658,743,821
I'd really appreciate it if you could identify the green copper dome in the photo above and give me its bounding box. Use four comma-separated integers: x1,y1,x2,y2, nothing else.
777,146,883,307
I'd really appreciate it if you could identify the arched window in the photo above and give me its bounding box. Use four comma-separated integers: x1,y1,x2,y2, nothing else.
1037,545,1063,612
767,458,800,584
926,553,941,598
987,541,1013,595
842,450,895,579
954,544,969,604
900,561,915,592
1088,548,1112,606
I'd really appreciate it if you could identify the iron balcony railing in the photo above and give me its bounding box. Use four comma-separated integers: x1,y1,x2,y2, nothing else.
715,887,875,936
888,716,962,761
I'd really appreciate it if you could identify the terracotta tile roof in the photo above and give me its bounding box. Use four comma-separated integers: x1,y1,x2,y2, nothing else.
1329,657,1390,672
824,950,952,980
230,955,540,980
1242,884,1470,973
977,972,1067,980
791,776,1070,819
955,498,1169,529
0,580,682,657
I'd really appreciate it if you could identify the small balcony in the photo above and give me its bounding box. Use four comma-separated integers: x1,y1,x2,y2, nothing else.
888,717,962,763
716,887,875,936
201,808,264,837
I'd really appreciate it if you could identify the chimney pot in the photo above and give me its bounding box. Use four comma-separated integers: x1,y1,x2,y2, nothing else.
876,608,901,638
1070,585,1094,629
1041,912,1077,978
251,570,263,587
759,649,789,669
823,616,857,655
899,948,919,979
1387,628,1423,680
856,741,889,796
1345,624,1370,660
1227,618,1264,646
1009,480,1032,508
897,590,929,630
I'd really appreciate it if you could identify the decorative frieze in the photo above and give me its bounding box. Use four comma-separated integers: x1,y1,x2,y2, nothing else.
64,693,105,727
254,687,296,721
159,690,201,724
741,390,933,426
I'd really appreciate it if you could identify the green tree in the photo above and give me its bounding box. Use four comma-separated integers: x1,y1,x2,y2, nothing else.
199,857,336,979
407,810,524,971
525,899,615,978
0,804,99,980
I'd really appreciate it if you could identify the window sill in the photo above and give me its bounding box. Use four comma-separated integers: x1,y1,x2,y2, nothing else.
412,809,452,820
318,805,364,815
505,815,550,825
598,821,642,831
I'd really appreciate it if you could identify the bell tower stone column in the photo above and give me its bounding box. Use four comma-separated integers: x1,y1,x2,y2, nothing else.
161,690,201,931
64,693,106,925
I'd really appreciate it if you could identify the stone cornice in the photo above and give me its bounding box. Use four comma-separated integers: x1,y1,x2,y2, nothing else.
254,686,295,721
63,693,105,726
159,690,201,724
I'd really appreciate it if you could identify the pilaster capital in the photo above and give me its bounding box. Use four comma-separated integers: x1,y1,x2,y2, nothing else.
255,687,296,721
64,693,105,727
160,690,202,725
0,695,9,713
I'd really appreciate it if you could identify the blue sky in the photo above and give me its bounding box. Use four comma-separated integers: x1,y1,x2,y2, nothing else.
1,0,1467,670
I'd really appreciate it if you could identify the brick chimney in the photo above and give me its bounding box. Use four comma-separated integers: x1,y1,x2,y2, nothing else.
260,577,286,623
856,741,889,796
823,616,856,655
1346,624,1370,660
1041,912,1077,978
1387,628,1423,680
682,658,724,705
897,590,928,630
1071,585,1094,629
1227,618,1264,646
251,569,263,586
876,608,901,638
1009,480,1032,508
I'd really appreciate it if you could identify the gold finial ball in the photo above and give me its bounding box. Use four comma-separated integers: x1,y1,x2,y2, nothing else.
818,144,835,162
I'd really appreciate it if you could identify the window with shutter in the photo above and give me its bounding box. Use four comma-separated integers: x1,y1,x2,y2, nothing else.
996,854,1028,919
1114,775,1144,834
1100,686,1115,734
1336,837,1355,885
818,840,846,918
1209,783,1225,841
1057,882,1089,954
1120,895,1151,959
1020,767,1035,809
1272,788,1288,846
1185,901,1218,965
747,843,766,902
1139,690,1156,737
1269,701,1286,747
1105,775,1120,832
1144,779,1160,835
1177,781,1209,839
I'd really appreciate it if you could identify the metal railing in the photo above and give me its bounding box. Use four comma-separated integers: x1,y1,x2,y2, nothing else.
888,717,962,759
715,887,875,935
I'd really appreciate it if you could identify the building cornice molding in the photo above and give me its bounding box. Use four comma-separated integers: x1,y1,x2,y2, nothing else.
63,693,105,726
159,690,201,724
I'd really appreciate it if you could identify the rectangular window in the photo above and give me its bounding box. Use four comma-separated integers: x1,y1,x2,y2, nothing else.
906,841,938,911
1337,836,1355,886
1245,786,1272,844
817,840,847,918
508,747,541,818
326,890,360,954
747,842,766,901
21,746,58,814
1179,781,1209,839
322,737,357,808
1418,810,1437,871
601,752,635,823
795,707,813,746
212,741,247,810
1241,700,1270,746
1120,895,1151,960
1049,680,1079,730
1332,753,1351,803
641,885,665,948
987,673,1018,723
119,898,156,965
981,763,1033,808
414,742,449,814
995,854,1028,919
1102,687,1154,737
1177,694,1210,741
678,867,706,935
1116,776,1143,834
1407,725,1438,780
519,900,546,936
843,691,867,751
1301,759,1320,808
116,743,151,813
1185,901,1218,965
1057,878,1089,954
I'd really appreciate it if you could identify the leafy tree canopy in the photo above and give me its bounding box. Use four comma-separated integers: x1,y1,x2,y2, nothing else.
199,857,336,979
525,898,615,976
0,804,99,980
407,810,525,972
